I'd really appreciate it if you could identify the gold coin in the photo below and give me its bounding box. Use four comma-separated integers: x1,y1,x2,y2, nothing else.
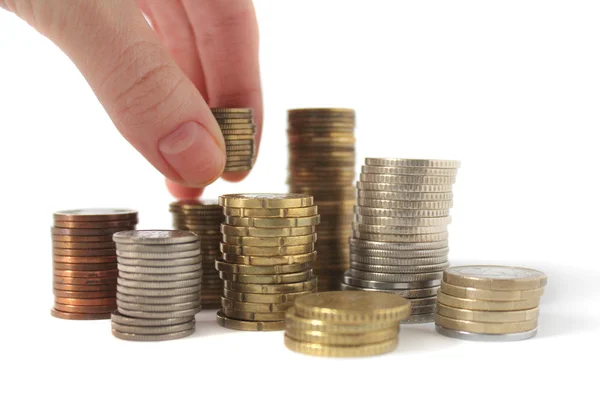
440,282,544,301
436,303,539,323
221,233,317,247
216,311,285,331
284,335,397,357
285,307,399,333
223,278,318,294
211,107,253,114
221,224,316,237
224,205,318,218
221,251,317,266
437,292,541,311
219,193,313,209
286,327,398,346
224,215,320,228
221,297,293,313
222,307,286,321
223,288,316,304
215,260,312,275
220,243,315,256
219,270,313,284
443,265,547,291
294,291,411,323
222,134,255,140
434,313,538,334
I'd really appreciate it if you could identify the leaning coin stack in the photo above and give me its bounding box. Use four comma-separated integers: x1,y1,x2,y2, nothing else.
216,194,319,331
285,292,410,357
435,265,547,341
287,108,356,290
111,231,201,341
211,107,255,172
170,200,223,308
51,209,138,320
342,158,460,323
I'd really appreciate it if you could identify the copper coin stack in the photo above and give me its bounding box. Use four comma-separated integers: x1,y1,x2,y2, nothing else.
170,200,223,308
215,194,319,331
51,209,138,320
287,108,356,291
211,107,256,172
342,158,460,324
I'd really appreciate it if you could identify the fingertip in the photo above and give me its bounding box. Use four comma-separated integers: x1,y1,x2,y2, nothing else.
166,179,204,199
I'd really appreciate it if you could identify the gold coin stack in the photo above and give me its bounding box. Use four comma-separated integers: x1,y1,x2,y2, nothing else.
170,200,223,308
287,108,356,290
342,158,460,323
435,265,547,341
216,193,319,331
51,209,138,320
211,107,255,172
285,291,410,357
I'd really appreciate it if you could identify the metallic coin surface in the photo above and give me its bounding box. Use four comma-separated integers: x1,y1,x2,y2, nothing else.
223,278,318,294
437,292,541,311
54,297,116,306
221,233,317,247
357,187,453,201
224,206,318,218
440,282,545,301
221,298,292,313
361,165,458,176
221,251,317,266
348,269,444,283
111,320,195,335
116,299,201,312
52,234,115,243
113,230,199,245
53,255,117,264
219,270,312,284
364,158,460,169
116,292,199,305
349,238,448,250
116,256,202,267
356,198,453,210
284,335,398,357
436,303,539,323
53,208,137,221
222,288,316,304
350,254,448,266
443,265,548,291
50,308,111,320
352,222,447,235
53,241,116,249
53,303,116,314
52,227,129,236
353,231,449,243
221,224,316,237
53,276,117,285
359,173,455,185
224,215,320,228
53,248,117,257
343,274,441,290
117,277,202,289
349,261,448,274
216,311,285,331
220,243,314,256
117,264,202,274
117,270,203,282
116,249,202,259
53,220,136,229
117,306,201,319
434,314,538,334
222,307,286,321
219,193,314,209
355,215,451,227
340,282,439,298
53,289,116,299
350,247,449,259
401,313,435,324
354,206,449,218
287,327,399,345
53,269,118,278
111,328,195,341
117,285,200,297
435,325,538,341
53,283,116,292
110,310,192,326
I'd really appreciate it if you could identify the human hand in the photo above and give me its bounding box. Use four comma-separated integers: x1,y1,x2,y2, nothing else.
1,0,262,199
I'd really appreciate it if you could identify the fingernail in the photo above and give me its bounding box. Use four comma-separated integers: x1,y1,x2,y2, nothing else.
159,121,225,187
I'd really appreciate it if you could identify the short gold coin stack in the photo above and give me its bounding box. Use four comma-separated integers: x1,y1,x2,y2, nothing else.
287,108,356,290
435,265,547,341
211,107,256,172
285,291,410,357
170,200,223,308
342,158,459,323
216,194,319,331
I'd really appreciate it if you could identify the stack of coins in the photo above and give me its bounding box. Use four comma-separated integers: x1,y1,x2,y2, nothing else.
216,194,319,331
51,209,138,320
285,292,410,357
287,108,356,290
170,200,223,308
211,107,255,172
435,265,547,341
111,231,201,341
342,158,460,323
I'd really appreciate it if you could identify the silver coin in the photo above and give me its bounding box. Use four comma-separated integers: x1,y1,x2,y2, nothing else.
410,296,438,307
117,270,203,282
117,263,202,274
111,310,192,326
117,277,202,289
113,230,199,245
361,165,458,176
115,249,202,259
111,320,196,335
364,158,460,169
340,282,440,298
350,254,448,266
117,285,201,297
354,206,450,218
355,215,451,227
353,223,447,235
435,325,538,341
117,255,202,267
116,299,202,312
359,173,455,185
114,242,202,253
117,306,201,319
401,313,435,324
350,246,449,259
116,292,200,305
348,269,444,283
411,304,437,314
357,189,453,201
356,198,453,210
350,261,449,274
343,274,441,289
353,231,449,243
111,327,195,341
349,237,449,250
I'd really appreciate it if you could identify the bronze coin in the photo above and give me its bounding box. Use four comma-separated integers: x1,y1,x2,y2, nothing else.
53,275,118,285
52,234,115,243
52,248,116,257
53,209,138,222
50,308,111,320
53,241,116,249
53,269,118,278
53,262,117,271
53,220,137,229
54,303,116,314
53,283,117,292
52,227,130,236
53,255,117,264
55,297,117,306
53,289,116,299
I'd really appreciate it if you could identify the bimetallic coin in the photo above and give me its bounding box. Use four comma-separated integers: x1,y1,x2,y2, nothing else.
439,282,545,301
443,265,548,291
215,261,312,275
436,303,539,323
223,278,318,294
111,320,195,335
364,158,460,169
110,310,192,326
353,231,449,243
219,193,314,209
437,292,541,311
434,314,538,334
221,233,317,247
343,274,441,290
113,230,199,245
111,328,195,341
435,325,538,341
354,206,449,218
349,238,449,251
216,311,285,331
284,335,398,357
287,327,399,346
221,251,317,266
220,243,314,256
51,308,111,320
348,269,444,283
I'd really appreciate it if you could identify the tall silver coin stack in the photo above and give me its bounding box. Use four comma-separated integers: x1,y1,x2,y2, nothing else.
287,108,356,291
110,231,201,341
170,200,223,308
342,158,460,323
211,107,256,172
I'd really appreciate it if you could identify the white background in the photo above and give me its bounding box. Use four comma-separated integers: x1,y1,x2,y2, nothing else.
1,1,598,399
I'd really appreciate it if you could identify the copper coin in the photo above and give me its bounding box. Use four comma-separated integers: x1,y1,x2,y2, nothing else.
52,234,115,242
53,262,117,271
50,308,111,320
53,289,116,299
53,255,117,264
55,297,117,306
53,283,117,292
54,303,116,314
53,241,116,249
53,208,138,222
53,248,117,257
53,220,137,229
53,269,118,278
53,276,118,285
52,227,130,236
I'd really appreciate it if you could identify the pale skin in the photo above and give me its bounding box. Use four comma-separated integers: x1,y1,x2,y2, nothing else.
1,0,262,199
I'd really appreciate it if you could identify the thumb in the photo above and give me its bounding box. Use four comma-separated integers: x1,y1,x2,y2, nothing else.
5,0,225,187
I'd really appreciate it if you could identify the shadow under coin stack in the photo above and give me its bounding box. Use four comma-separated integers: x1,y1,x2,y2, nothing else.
342,158,460,323
435,265,547,341
51,209,138,320
285,292,410,357
216,194,319,331
170,200,223,308
211,107,256,172
287,108,356,290
111,231,202,341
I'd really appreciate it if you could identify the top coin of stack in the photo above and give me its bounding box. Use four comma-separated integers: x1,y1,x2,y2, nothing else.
287,108,356,290
51,208,138,320
342,158,460,323
211,107,256,172
170,200,223,308
216,193,319,331
435,265,547,341
285,291,410,357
